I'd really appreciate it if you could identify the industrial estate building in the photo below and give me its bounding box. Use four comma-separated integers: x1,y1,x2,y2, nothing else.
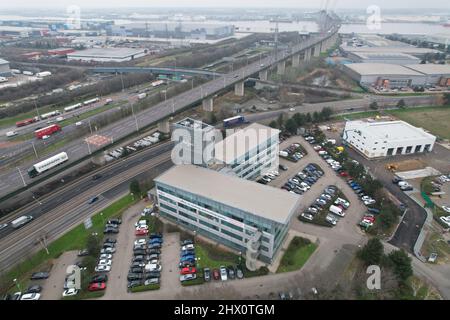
214,123,279,180
343,120,436,158
343,63,450,88
107,22,235,40
67,48,147,62
154,165,301,263
340,44,440,59
0,58,11,77
346,52,420,65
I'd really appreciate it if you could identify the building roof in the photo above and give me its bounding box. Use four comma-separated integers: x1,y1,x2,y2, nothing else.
0,58,9,65
155,165,300,224
345,63,423,76
405,64,450,75
174,117,213,130
214,123,279,164
67,47,145,58
340,45,440,56
351,52,420,61
345,120,436,142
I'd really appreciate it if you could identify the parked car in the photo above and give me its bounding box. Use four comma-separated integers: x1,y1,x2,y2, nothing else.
212,269,220,280
94,265,111,272
20,293,41,300
220,266,228,281
180,267,197,275
30,272,49,280
90,274,108,283
62,288,78,297
26,285,42,294
181,244,195,251
236,266,244,279
203,268,211,281
77,249,89,257
144,278,160,285
180,274,197,282
88,282,106,291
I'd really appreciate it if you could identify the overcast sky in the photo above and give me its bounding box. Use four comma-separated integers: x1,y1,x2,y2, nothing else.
0,0,448,10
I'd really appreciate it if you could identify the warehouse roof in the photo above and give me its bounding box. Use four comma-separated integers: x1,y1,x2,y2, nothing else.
345,120,436,142
345,63,423,76
340,45,440,55
214,123,279,164
155,165,300,224
405,64,450,75
67,47,145,58
350,52,419,61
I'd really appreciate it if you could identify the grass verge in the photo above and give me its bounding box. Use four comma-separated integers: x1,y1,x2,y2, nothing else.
276,237,317,273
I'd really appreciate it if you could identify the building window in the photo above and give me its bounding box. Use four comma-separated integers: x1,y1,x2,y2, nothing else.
222,229,243,241
405,146,413,154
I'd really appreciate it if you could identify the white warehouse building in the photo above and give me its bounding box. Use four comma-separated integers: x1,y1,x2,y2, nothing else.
67,48,147,62
343,120,436,158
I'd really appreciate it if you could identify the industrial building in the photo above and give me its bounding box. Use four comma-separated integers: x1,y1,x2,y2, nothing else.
343,63,425,88
343,120,436,158
214,123,279,180
154,165,301,263
106,22,234,40
67,47,147,62
405,64,450,87
0,58,11,77
346,52,420,65
340,45,440,59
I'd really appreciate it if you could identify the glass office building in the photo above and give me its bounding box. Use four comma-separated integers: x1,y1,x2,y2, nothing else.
214,123,279,180
154,165,300,263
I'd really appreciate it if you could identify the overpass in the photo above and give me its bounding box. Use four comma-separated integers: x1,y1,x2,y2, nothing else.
89,66,223,78
0,12,341,199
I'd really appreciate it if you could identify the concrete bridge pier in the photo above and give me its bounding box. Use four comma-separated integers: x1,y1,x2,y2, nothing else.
304,48,311,61
313,43,321,57
292,54,300,68
158,119,171,134
277,61,286,75
202,97,214,112
234,81,245,97
259,69,268,81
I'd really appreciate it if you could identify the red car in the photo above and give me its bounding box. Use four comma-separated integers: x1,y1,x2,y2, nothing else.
88,282,106,291
135,229,148,236
180,267,197,275
363,215,376,222
212,269,220,280
339,171,349,177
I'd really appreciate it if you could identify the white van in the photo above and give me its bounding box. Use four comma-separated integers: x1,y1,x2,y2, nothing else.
6,131,18,137
329,205,345,217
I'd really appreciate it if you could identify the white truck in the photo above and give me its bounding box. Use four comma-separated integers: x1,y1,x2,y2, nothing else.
329,205,345,217
11,215,33,229
138,93,147,100
6,131,18,137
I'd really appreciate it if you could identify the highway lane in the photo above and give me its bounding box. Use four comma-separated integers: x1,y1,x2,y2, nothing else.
0,26,338,198
0,148,174,271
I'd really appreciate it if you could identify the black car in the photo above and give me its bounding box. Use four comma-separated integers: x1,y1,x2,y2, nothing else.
108,219,122,225
133,249,146,256
150,233,163,239
130,267,144,274
148,243,161,249
203,268,211,282
30,272,49,280
92,174,102,180
181,239,193,246
179,261,196,269
392,177,402,184
147,249,161,255
227,266,236,279
127,273,143,281
127,280,143,288
144,272,160,279
91,274,108,283
26,285,42,293
104,238,117,244
147,254,159,260
180,249,195,256
103,228,118,234
103,242,115,249
279,164,288,171
77,249,89,257
131,262,145,268
88,196,99,204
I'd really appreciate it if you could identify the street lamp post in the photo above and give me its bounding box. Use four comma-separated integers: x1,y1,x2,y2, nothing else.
13,278,21,293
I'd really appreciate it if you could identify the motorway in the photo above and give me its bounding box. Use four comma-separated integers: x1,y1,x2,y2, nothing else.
0,141,174,272
0,25,339,198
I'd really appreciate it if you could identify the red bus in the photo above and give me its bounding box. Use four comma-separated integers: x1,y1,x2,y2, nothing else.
34,124,61,139
16,118,37,127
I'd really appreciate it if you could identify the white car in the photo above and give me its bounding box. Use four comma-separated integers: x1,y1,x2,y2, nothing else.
42,135,50,140
220,266,228,281
99,254,112,260
145,263,162,272
325,215,337,226
62,288,78,297
442,206,450,213
301,213,314,221
134,239,146,246
364,199,376,206
98,259,112,266
440,216,450,228
135,220,147,227
100,247,116,254
135,225,149,231
361,196,374,202
75,121,83,126
181,244,195,251
20,293,41,300
95,265,111,272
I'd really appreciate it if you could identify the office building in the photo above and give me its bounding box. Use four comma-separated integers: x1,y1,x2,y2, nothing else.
154,165,301,263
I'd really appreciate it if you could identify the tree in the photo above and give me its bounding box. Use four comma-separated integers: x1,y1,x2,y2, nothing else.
129,179,141,196
369,102,379,110
269,120,278,129
292,113,305,127
86,234,100,258
312,111,321,123
305,112,312,123
387,250,413,282
321,107,333,120
357,238,384,266
285,118,298,134
396,99,406,109
277,113,284,128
